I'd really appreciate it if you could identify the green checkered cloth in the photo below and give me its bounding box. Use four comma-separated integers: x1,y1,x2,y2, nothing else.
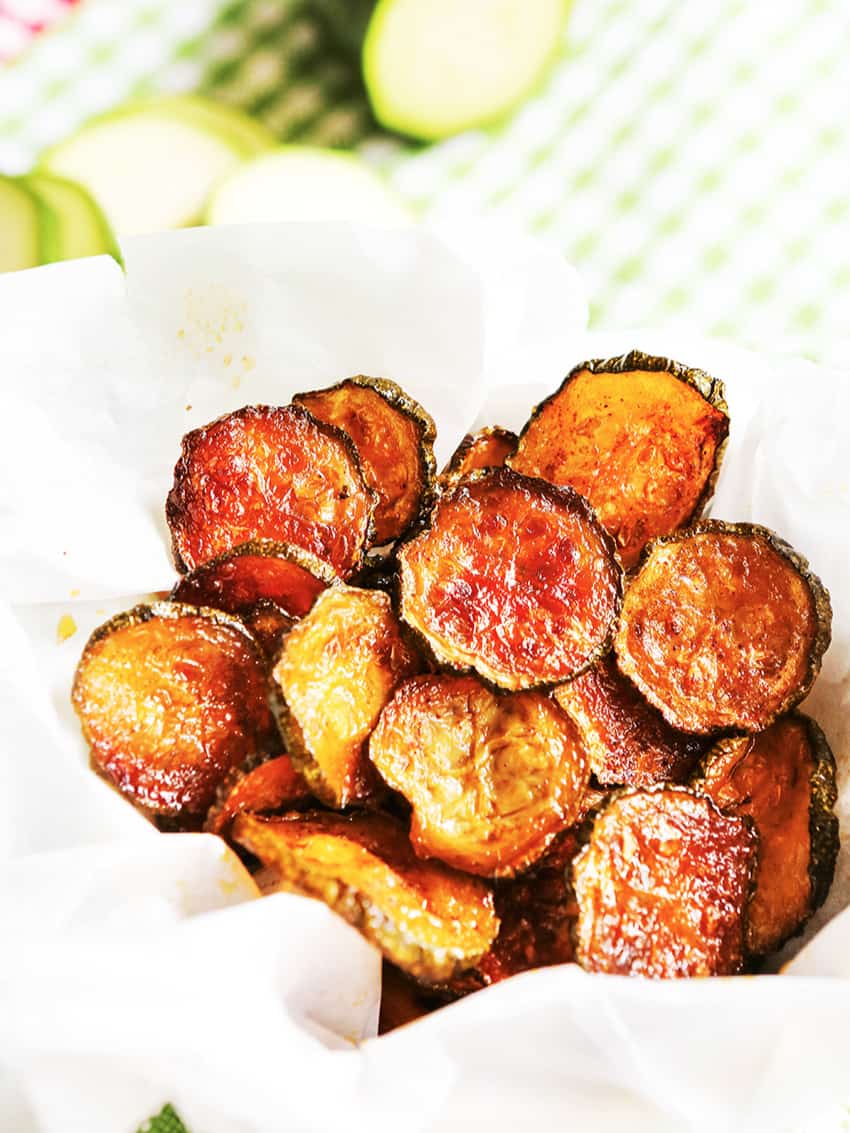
1,0,849,360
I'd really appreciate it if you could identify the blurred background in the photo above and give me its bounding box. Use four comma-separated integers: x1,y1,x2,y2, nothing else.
1,0,850,360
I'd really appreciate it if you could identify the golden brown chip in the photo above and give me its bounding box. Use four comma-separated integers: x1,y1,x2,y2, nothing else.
72,603,277,816
294,377,436,545
204,754,311,837
273,585,421,807
439,426,517,487
398,468,622,690
572,787,756,977
509,352,729,567
166,404,376,578
614,521,831,734
233,811,499,984
170,539,334,620
694,714,838,955
554,657,707,787
379,962,444,1034
369,674,590,877
241,600,295,661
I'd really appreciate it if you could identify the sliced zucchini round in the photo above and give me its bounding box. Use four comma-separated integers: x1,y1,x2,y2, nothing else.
294,376,436,545
614,520,832,734
71,602,278,817
554,656,708,788
232,810,499,984
206,147,410,227
273,585,420,807
39,95,276,236
509,351,729,568
572,786,757,977
693,712,839,955
24,171,123,267
438,425,518,490
0,175,49,273
166,404,377,579
205,754,311,837
363,0,570,141
369,673,589,877
398,467,622,690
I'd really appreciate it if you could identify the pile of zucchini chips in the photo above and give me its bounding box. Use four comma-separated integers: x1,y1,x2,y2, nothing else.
72,352,838,1027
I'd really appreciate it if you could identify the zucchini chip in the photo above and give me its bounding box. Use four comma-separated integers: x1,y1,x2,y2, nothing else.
369,674,590,877
439,426,517,487
554,657,707,787
573,787,756,977
615,521,832,734
72,603,277,816
398,468,622,690
694,713,839,955
241,600,295,661
509,352,729,567
294,376,436,545
232,811,499,984
273,585,421,807
170,539,335,620
166,404,377,577
379,963,444,1034
204,754,311,837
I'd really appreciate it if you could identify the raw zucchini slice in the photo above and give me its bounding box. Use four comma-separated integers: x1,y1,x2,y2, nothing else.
206,147,410,227
614,521,832,734
694,713,839,955
71,602,277,817
232,810,499,984
294,376,436,545
24,171,123,267
439,426,517,489
39,95,275,236
273,585,420,807
509,352,729,568
0,175,47,272
363,0,569,141
369,673,589,877
166,404,377,579
554,656,707,788
398,467,622,690
205,754,311,837
170,538,335,620
572,787,756,977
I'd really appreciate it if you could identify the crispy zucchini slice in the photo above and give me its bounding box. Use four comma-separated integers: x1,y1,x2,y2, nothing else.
693,713,839,955
614,521,832,734
398,468,622,690
554,656,707,787
439,426,517,488
170,538,335,620
232,811,499,983
166,404,377,578
379,962,444,1033
572,787,756,977
205,754,311,837
294,377,436,545
241,600,295,661
369,674,590,877
509,352,729,567
72,602,277,816
273,585,421,807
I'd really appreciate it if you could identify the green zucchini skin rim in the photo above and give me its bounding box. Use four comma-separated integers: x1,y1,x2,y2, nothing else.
166,403,379,576
233,810,498,984
293,374,438,545
438,425,519,490
509,350,731,538
169,536,339,607
690,711,840,955
569,783,759,975
270,585,411,809
618,518,832,733
396,466,625,694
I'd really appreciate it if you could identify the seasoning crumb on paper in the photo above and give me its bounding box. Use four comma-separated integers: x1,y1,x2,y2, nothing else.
56,614,77,643
70,587,80,597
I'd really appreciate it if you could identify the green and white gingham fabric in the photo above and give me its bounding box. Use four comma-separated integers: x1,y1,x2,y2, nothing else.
1,0,850,360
